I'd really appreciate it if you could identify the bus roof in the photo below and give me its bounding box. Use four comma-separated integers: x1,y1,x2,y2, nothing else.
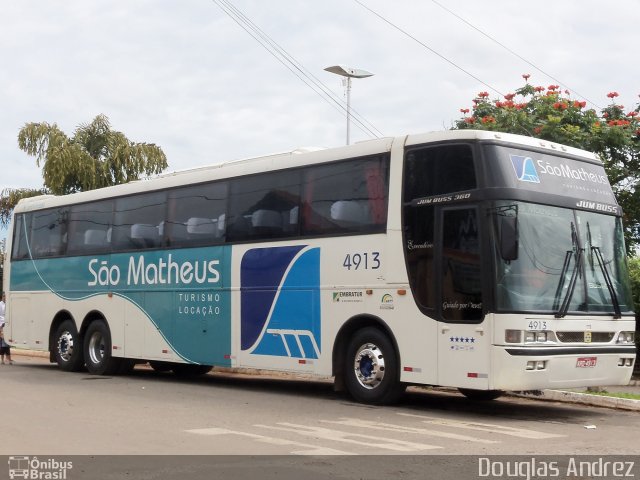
13,130,601,213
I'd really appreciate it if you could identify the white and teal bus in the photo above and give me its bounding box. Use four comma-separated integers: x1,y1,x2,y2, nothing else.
4,130,636,404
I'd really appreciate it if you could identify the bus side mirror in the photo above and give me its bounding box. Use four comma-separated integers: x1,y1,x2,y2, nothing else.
500,216,518,261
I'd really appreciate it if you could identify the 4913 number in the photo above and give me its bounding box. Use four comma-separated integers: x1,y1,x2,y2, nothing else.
343,252,380,270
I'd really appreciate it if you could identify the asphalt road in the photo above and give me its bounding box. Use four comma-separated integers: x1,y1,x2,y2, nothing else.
3,356,640,479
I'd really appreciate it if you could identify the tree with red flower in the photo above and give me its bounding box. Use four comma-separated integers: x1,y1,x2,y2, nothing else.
453,75,640,251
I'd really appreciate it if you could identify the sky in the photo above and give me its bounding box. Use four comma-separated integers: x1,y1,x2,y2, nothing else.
1,0,639,231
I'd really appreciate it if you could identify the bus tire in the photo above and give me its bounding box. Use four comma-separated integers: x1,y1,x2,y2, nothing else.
458,388,503,401
172,364,213,377
53,319,84,372
83,320,122,375
344,327,405,405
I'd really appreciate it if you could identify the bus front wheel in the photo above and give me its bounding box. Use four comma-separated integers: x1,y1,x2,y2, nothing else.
83,320,122,375
344,327,405,405
53,319,84,372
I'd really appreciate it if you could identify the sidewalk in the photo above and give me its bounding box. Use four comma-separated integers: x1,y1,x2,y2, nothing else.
9,348,640,411
514,377,640,411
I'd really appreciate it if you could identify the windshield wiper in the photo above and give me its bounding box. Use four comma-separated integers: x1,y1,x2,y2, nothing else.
552,250,573,312
591,246,622,319
553,222,583,318
555,247,584,318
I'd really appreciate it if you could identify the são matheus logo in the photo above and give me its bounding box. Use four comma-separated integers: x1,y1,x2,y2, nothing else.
8,456,73,480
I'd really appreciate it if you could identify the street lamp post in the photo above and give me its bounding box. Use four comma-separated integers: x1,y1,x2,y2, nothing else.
324,65,374,145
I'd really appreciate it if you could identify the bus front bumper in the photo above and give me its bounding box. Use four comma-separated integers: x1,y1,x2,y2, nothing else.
490,345,636,391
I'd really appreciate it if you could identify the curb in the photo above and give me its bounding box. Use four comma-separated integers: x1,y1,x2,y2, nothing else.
515,389,640,411
12,348,49,359
10,348,640,410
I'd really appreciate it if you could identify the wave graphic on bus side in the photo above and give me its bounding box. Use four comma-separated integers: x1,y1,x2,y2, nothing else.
240,246,321,359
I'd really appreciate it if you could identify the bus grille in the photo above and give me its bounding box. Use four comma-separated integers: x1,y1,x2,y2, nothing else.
556,331,614,343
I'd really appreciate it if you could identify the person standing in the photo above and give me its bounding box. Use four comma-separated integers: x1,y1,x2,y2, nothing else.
0,292,4,328
0,293,12,364
0,328,11,364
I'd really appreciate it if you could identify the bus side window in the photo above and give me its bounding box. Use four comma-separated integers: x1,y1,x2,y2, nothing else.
11,214,31,260
227,170,301,242
302,155,388,236
166,182,227,247
29,208,67,258
113,192,167,251
67,200,113,254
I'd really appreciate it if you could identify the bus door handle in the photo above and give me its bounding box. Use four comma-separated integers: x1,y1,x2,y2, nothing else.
475,327,485,336
441,326,451,334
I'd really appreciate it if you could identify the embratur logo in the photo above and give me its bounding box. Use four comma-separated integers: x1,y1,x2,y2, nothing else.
510,154,540,183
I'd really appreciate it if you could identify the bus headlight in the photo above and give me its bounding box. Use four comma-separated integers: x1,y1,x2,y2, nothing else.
507,330,549,344
616,332,635,344
524,331,547,343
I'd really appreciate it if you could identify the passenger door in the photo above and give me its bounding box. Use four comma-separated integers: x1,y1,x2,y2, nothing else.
436,206,490,388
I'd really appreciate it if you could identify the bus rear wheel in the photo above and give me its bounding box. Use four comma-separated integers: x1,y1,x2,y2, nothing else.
83,320,122,375
344,327,405,405
53,319,84,372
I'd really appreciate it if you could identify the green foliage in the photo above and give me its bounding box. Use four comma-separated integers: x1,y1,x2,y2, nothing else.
627,257,640,310
0,188,44,225
453,77,640,252
1,114,168,225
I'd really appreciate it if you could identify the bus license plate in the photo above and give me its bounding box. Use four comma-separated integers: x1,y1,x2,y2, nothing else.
576,357,597,368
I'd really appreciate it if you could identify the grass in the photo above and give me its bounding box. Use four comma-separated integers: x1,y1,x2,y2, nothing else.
583,390,640,401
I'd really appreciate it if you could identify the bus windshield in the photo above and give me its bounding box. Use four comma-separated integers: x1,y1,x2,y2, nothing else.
493,201,633,315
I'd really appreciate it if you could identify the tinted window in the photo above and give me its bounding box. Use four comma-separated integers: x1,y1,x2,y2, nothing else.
112,192,167,250
302,156,388,235
404,206,436,309
166,182,228,247
404,144,476,201
29,208,68,258
227,170,301,242
11,214,31,260
441,208,483,322
67,200,114,254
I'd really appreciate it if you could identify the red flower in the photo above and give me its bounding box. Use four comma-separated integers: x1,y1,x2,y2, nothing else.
464,117,476,124
478,91,490,98
460,108,470,114
608,119,631,127
548,85,560,91
481,115,496,124
522,73,531,81
553,102,568,110
534,86,545,93
607,92,620,98
534,127,543,134
515,103,528,110
504,93,516,101
627,111,638,117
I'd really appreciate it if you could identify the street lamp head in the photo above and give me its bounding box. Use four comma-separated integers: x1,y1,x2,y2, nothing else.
324,64,374,145
324,65,374,79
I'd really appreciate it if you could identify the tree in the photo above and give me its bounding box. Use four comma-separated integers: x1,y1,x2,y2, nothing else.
0,114,168,225
453,76,640,252
0,188,44,225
